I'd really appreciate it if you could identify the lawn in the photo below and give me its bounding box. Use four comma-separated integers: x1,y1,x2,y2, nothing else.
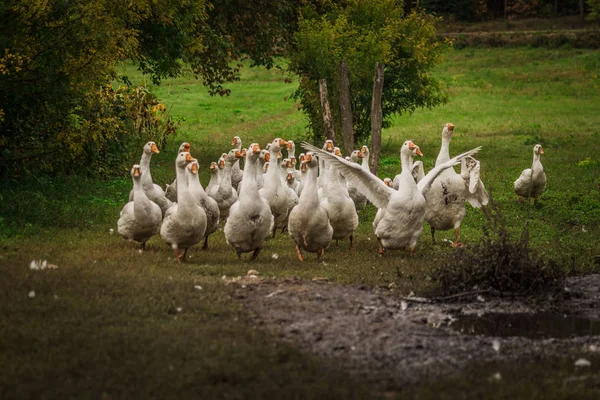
1,47,600,398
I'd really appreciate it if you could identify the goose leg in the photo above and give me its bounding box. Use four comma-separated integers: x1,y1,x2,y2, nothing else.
377,238,385,256
141,242,146,250
174,248,182,263
179,248,188,263
409,247,415,256
295,245,304,262
317,248,324,262
430,227,436,244
517,194,523,203
272,227,277,239
236,250,242,260
251,247,261,261
451,228,464,248
202,236,209,251
349,234,354,250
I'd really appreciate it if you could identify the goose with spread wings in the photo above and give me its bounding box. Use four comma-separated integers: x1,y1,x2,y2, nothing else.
302,141,481,255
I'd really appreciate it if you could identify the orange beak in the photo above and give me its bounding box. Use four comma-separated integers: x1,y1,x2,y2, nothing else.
151,143,160,154
252,144,261,153
326,142,333,151
191,163,199,174
539,147,544,154
301,163,307,172
133,167,141,177
185,153,193,162
357,152,364,159
287,142,293,150
235,150,242,159
361,145,368,154
210,162,217,170
264,153,270,162
183,143,190,152
304,154,313,163
279,139,289,146
218,160,225,168
447,123,454,131
241,148,247,157
290,157,296,166
286,172,293,181
232,138,238,146
334,149,342,157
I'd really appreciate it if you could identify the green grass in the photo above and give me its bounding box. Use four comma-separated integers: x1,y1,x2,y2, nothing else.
1,47,600,398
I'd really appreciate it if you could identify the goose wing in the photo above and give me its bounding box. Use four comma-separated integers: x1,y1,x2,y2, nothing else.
418,147,482,196
302,142,394,209
461,156,489,207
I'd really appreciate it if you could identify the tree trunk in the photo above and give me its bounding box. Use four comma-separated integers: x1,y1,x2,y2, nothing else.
338,61,354,156
370,63,384,175
579,0,585,24
318,79,335,142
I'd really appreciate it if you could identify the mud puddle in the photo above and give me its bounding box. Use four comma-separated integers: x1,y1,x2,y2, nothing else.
450,312,600,339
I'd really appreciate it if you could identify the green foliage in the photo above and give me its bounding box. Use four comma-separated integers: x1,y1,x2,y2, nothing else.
432,196,566,298
288,1,449,144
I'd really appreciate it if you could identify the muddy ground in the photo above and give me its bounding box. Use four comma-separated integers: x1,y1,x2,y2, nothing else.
228,273,600,390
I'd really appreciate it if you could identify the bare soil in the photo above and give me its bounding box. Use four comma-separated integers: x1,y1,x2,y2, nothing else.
229,274,600,390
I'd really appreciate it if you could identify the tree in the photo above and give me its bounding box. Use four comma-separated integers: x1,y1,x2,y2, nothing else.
288,0,449,151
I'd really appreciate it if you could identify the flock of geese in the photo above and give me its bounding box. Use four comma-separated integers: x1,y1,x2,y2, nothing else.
117,123,546,262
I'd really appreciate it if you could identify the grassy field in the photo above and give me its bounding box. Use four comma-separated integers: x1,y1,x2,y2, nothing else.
1,47,600,398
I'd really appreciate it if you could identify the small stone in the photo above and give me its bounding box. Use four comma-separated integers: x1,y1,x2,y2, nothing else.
138,249,143,254
491,372,502,381
588,344,598,352
476,295,485,302
271,253,279,259
388,282,397,289
194,285,203,291
109,228,114,235
28,290,35,298
574,358,591,367
176,307,183,313
401,301,408,311
247,269,259,276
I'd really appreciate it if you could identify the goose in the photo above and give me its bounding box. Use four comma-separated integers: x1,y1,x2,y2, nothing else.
347,150,368,211
186,160,220,250
296,157,308,197
321,161,359,249
160,152,207,262
287,140,296,160
230,136,243,190
259,138,298,237
206,161,220,195
208,149,240,221
360,145,370,172
318,140,335,190
164,142,191,202
118,165,162,249
302,141,481,255
287,152,334,261
514,144,546,204
372,177,394,232
238,149,270,194
393,160,425,188
129,141,172,216
423,123,489,247
224,143,274,260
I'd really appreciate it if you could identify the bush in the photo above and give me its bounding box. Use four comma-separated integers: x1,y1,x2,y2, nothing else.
432,195,565,298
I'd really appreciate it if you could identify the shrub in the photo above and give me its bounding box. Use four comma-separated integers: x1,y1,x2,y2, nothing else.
432,194,565,298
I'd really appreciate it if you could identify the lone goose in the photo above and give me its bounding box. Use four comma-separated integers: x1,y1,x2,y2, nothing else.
224,143,274,260
186,160,220,250
423,123,489,247
514,144,546,203
303,141,481,255
165,142,191,202
287,152,333,261
231,136,244,190
129,141,172,216
259,138,297,237
118,165,162,249
160,152,207,262
208,149,239,220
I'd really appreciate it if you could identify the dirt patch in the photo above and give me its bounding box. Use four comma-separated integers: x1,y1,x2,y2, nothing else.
230,274,600,390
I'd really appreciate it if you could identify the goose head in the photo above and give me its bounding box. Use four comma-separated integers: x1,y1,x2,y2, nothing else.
350,150,364,163
383,177,392,187
302,152,318,169
131,164,142,179
289,156,297,168
261,150,271,163
361,145,369,157
144,141,160,154
225,149,238,164
300,160,308,173
533,144,544,155
187,159,200,175
176,151,194,169
298,153,305,163
246,143,261,162
178,142,191,153
287,140,295,155
284,158,293,169
218,157,225,170
402,140,423,157
210,161,219,175
442,123,455,140
323,140,334,152
269,138,288,153
232,136,242,149
235,148,247,159
333,147,343,157
286,170,295,183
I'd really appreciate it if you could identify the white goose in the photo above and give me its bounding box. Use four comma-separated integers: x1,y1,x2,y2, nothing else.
347,150,368,211
423,123,489,247
231,136,243,190
164,142,191,202
118,165,162,249
287,152,334,261
514,144,546,203
224,143,274,260
186,160,220,250
303,141,481,255
129,141,172,216
259,138,298,237
360,145,370,172
208,149,239,220
320,159,359,249
206,161,220,195
160,152,207,263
